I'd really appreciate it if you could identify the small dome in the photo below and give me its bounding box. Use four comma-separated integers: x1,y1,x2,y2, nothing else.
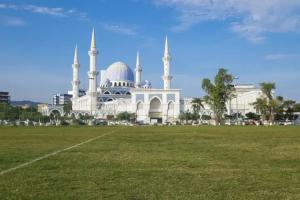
142,80,152,89
103,79,112,87
105,62,134,82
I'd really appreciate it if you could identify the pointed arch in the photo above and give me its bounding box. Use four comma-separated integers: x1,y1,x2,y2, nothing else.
149,97,162,121
136,101,143,116
149,96,162,104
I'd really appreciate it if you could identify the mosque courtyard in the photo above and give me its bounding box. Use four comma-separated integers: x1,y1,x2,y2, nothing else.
0,126,300,199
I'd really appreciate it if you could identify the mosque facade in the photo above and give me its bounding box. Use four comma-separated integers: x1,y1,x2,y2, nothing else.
71,29,180,123
70,29,264,123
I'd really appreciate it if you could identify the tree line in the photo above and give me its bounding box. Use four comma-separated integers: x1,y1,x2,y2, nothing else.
0,104,50,122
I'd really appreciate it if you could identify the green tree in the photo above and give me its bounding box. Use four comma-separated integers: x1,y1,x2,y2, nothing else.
260,82,275,100
260,82,276,123
269,96,284,123
117,112,136,122
191,98,204,114
179,112,193,123
252,83,284,124
245,112,260,121
276,100,298,121
252,97,268,121
294,103,300,112
283,100,297,120
202,68,235,125
0,103,10,120
0,103,47,122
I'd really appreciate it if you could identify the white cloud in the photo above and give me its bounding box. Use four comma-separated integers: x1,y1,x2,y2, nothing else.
102,23,137,36
23,5,66,16
264,54,300,61
152,0,300,42
0,3,87,19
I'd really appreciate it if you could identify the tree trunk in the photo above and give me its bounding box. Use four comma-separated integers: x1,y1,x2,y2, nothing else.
214,114,222,126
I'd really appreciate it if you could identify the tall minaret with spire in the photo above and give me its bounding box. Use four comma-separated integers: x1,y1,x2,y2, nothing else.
162,36,172,90
72,45,80,98
88,28,99,114
135,51,142,88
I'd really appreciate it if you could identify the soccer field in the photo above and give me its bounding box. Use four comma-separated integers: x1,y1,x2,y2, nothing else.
0,126,300,199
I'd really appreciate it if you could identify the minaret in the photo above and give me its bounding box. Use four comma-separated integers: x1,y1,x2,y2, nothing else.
162,36,172,90
135,51,142,88
88,28,99,114
72,45,80,98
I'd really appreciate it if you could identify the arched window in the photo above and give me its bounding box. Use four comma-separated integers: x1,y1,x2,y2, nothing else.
114,82,117,87
104,91,110,95
115,92,121,95
118,82,121,87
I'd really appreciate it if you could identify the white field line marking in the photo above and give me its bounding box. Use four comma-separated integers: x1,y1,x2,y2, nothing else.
0,129,119,176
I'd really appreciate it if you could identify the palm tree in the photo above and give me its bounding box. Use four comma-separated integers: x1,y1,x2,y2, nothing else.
260,82,275,100
202,68,235,125
253,82,281,124
269,97,283,123
191,98,204,114
260,82,276,123
252,98,268,121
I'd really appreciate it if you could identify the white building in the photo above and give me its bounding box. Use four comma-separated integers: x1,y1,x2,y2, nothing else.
52,93,72,106
71,29,180,123
228,84,264,116
70,29,265,123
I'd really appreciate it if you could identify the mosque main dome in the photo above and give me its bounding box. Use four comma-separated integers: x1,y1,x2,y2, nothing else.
105,61,134,82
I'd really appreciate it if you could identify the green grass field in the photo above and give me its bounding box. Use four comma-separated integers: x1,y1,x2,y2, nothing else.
0,126,300,200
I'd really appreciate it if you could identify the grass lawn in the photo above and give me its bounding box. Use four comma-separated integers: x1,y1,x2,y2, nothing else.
0,126,300,199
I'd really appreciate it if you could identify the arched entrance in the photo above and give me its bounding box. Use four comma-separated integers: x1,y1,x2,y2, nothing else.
49,110,61,119
149,97,162,123
167,101,175,121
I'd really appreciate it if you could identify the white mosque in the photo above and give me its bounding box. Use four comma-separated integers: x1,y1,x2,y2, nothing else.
71,29,180,123
68,29,264,123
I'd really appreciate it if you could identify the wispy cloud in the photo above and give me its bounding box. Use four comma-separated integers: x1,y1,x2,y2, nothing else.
264,53,300,61
152,0,300,43
0,3,87,19
101,23,137,36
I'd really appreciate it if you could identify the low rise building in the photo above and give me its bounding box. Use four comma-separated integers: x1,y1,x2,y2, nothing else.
52,93,72,106
0,92,10,104
228,84,263,115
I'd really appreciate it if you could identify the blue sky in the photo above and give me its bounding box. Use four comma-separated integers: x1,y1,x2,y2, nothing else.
0,0,300,103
